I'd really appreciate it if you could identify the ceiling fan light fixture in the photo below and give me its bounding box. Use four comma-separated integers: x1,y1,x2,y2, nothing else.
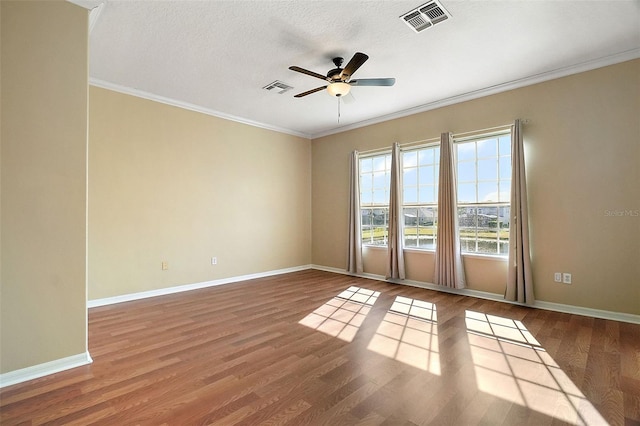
327,82,351,97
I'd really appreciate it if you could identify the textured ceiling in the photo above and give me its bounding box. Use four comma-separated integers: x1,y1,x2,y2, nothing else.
84,0,640,138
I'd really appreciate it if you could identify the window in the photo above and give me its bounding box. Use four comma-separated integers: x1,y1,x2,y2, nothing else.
456,133,511,255
357,129,512,255
402,146,440,249
360,153,391,246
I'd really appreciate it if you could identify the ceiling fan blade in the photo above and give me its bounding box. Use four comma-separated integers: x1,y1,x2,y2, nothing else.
349,78,396,87
289,66,329,81
294,86,327,98
340,52,369,79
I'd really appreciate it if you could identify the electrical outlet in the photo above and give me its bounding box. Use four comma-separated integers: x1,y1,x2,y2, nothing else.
211,257,217,265
162,261,168,270
562,273,572,284
554,273,562,282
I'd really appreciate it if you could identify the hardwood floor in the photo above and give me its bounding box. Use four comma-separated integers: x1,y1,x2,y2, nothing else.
1,269,639,425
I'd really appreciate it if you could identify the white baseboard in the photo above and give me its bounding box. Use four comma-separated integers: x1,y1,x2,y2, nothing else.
532,301,640,325
4,265,634,389
310,264,640,325
88,262,640,322
88,265,313,308
0,352,93,389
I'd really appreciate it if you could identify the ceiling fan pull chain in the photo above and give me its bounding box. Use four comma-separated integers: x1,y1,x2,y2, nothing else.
337,98,341,123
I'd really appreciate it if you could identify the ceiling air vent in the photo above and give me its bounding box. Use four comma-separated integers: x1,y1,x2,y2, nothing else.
401,0,450,33
263,80,293,94
403,10,431,33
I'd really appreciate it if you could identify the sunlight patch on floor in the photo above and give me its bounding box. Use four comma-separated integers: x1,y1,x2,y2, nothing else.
298,286,379,342
367,296,440,375
465,310,607,425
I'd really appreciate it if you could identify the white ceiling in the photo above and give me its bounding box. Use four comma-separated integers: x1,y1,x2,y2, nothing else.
84,0,640,139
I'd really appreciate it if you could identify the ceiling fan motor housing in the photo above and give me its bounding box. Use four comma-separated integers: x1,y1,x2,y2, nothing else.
327,68,344,81
328,57,345,81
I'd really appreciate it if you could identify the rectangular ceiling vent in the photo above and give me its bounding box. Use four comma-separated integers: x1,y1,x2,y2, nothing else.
401,0,450,33
263,80,293,94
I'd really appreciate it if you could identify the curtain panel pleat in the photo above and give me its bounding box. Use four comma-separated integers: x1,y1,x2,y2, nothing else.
386,143,406,280
347,150,363,274
505,120,534,303
434,133,466,289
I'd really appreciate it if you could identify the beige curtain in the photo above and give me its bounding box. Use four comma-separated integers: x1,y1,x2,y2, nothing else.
505,120,534,303
347,150,363,274
434,133,466,288
387,143,406,279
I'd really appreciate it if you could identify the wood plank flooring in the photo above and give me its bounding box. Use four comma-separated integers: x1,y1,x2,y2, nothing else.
1,269,639,425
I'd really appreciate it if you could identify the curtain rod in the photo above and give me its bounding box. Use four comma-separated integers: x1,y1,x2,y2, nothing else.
356,120,529,156
358,137,439,155
453,119,530,140
356,146,392,156
453,124,512,139
400,137,440,150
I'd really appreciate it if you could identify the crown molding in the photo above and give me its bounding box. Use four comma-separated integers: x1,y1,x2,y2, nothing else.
89,78,312,139
310,48,640,139
90,48,639,141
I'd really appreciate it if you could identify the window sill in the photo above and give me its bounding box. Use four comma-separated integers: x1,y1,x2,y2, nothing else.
363,246,436,254
363,245,508,261
403,249,507,261
403,247,435,254
462,252,508,261
362,245,387,250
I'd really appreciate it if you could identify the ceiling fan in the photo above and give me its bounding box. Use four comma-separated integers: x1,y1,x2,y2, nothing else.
289,52,395,98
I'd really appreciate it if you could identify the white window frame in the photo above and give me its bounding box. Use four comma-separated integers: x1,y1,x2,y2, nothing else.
357,128,512,254
454,130,512,256
359,152,392,247
400,144,440,251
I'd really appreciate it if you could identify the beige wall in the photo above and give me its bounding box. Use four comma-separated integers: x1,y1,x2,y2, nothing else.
312,59,640,315
88,87,312,300
1,1,88,373
0,1,635,380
